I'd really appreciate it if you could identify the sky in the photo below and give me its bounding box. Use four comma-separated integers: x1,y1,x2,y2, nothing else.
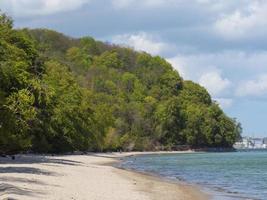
1,0,267,137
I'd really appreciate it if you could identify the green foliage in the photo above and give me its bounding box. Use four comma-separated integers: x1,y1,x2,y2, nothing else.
66,47,92,70
0,13,242,154
155,97,186,146
80,37,100,56
179,81,212,105
94,51,122,69
0,14,40,154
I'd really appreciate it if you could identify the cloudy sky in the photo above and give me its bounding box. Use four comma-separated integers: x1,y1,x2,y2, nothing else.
1,0,267,137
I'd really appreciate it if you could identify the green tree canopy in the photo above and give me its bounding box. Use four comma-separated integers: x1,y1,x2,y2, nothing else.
0,13,241,154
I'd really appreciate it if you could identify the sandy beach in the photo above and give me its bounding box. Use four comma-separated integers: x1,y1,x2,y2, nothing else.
0,152,209,200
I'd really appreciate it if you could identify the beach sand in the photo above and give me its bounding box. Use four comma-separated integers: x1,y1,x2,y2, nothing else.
0,152,209,200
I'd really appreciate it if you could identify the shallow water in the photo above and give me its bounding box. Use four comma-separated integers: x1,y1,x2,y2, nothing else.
120,150,267,200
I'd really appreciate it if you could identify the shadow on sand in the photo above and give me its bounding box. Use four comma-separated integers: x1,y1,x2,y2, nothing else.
0,176,58,186
0,166,57,176
0,183,45,200
0,155,83,166
0,155,84,199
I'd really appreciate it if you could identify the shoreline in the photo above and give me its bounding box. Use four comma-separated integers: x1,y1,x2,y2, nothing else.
0,151,210,200
112,151,211,200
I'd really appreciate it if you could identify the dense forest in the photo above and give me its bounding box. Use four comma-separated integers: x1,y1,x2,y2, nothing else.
0,14,242,154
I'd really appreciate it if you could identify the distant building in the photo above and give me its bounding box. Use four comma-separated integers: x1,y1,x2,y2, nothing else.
253,138,263,149
263,138,267,148
234,137,253,149
234,137,267,149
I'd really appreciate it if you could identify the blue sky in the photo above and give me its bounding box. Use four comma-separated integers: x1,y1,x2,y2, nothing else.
1,0,267,137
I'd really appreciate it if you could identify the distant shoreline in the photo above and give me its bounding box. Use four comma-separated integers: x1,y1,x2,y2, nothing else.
0,151,209,200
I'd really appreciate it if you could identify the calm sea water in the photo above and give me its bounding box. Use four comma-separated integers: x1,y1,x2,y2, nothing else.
120,151,267,200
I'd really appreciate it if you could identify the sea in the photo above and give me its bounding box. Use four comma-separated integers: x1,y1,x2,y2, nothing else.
120,150,267,200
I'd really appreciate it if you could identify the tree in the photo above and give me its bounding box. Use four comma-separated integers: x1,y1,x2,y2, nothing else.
0,13,242,153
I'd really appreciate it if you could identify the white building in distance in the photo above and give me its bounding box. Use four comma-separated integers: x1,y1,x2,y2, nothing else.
234,137,267,149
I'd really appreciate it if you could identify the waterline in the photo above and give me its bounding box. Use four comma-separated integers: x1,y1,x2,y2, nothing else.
120,151,267,200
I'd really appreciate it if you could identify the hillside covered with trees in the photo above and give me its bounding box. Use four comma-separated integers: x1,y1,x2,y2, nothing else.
0,14,241,154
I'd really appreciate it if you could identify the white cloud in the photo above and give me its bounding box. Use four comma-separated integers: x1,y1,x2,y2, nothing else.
168,51,267,85
112,32,172,55
168,54,218,81
168,54,232,97
111,0,174,9
214,1,267,39
0,0,89,17
168,55,233,107
111,0,135,9
236,74,267,97
167,56,188,79
199,71,231,96
214,98,233,109
111,0,239,10
167,53,232,81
